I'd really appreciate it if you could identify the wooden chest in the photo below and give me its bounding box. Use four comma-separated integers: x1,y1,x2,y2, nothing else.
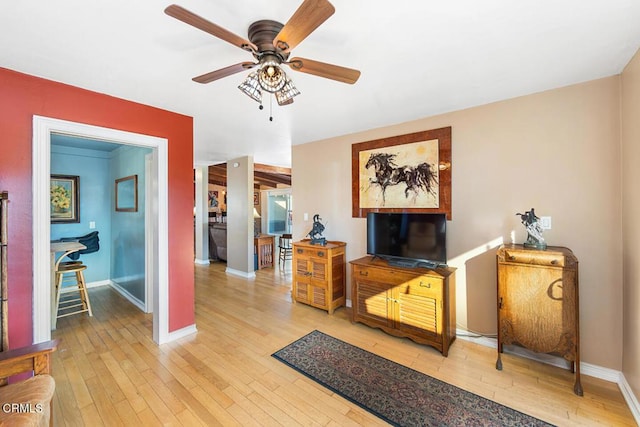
496,244,582,395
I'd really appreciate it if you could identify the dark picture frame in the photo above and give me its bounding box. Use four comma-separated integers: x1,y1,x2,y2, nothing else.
115,174,138,212
50,174,80,223
351,127,452,219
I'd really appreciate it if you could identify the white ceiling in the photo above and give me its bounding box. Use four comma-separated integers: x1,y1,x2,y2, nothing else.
3,1,640,168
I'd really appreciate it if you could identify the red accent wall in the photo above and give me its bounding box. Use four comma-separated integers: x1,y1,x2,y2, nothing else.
0,67,195,347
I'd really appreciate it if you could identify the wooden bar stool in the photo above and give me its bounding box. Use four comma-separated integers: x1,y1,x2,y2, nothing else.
54,263,93,323
278,233,293,269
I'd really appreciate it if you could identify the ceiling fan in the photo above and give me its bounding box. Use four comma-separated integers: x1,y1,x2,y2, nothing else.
165,0,360,108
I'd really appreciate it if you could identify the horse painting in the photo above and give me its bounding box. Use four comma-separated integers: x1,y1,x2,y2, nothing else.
364,152,438,206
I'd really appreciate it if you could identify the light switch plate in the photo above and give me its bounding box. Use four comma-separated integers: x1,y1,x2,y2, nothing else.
540,216,552,230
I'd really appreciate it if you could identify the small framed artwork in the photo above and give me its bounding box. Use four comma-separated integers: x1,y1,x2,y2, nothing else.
351,126,452,219
254,191,260,206
115,175,138,212
208,190,219,208
51,175,80,223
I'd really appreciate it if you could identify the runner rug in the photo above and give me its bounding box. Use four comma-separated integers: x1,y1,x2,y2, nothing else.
272,330,554,427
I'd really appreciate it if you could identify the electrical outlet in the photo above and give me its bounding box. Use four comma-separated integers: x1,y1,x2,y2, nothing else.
540,216,552,230
89,221,96,229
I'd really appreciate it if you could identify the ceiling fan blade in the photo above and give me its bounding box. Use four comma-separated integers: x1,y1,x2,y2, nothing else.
287,57,360,84
273,0,335,52
165,4,257,52
193,62,257,84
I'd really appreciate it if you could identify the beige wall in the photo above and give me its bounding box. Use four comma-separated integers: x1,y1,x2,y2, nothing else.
293,76,623,369
622,50,640,397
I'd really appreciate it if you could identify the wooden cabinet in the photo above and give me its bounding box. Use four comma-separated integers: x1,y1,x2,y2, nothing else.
350,256,456,356
496,244,582,396
292,240,346,314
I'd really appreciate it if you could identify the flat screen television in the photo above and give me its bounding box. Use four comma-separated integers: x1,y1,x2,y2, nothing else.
367,212,447,268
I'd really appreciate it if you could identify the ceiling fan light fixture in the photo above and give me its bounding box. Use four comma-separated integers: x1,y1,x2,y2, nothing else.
238,71,262,103
275,77,300,106
257,59,286,93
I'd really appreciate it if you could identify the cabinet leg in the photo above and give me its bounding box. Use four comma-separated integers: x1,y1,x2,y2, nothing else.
574,360,583,396
496,343,503,370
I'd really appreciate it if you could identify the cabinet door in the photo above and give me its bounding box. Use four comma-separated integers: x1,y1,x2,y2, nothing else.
293,257,311,304
294,255,329,308
353,277,393,328
395,277,441,341
498,263,575,354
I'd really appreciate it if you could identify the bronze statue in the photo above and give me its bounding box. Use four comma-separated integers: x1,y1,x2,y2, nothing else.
516,208,546,249
307,214,327,246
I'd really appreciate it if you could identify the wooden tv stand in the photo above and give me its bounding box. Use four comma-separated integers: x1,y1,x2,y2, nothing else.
349,256,456,356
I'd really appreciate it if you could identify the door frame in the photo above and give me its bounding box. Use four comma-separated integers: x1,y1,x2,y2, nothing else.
32,116,170,344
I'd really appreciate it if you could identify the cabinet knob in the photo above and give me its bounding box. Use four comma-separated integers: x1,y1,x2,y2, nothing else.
359,271,368,277
551,259,558,265
297,249,303,254
419,281,431,288
317,251,325,257
508,255,516,261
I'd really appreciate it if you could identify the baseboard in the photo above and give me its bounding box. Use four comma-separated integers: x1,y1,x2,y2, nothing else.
165,324,198,343
109,280,145,312
194,258,210,265
456,328,640,425
86,280,111,289
619,373,640,424
225,267,256,279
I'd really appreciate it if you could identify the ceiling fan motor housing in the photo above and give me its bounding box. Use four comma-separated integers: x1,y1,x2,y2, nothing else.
248,20,289,63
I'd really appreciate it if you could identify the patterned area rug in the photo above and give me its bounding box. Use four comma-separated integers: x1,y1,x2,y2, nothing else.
272,330,554,427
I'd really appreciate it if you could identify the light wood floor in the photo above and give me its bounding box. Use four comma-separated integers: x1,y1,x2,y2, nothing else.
51,261,636,426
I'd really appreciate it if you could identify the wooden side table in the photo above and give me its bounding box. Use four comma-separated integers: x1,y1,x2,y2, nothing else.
254,235,275,269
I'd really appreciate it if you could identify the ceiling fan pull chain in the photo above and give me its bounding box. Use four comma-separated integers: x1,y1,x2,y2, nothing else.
269,94,274,122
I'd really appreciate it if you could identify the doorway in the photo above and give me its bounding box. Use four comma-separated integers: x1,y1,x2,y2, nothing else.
265,189,292,235
51,135,151,311
32,116,170,344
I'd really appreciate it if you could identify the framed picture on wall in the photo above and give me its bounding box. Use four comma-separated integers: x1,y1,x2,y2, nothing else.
208,190,219,208
50,174,80,223
351,126,452,219
254,191,260,206
115,175,138,212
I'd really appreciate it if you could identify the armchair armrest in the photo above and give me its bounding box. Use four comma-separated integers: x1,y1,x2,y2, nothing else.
0,340,58,386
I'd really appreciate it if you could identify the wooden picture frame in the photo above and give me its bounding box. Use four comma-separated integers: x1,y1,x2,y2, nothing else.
351,127,452,219
115,175,138,212
50,175,80,223
254,191,260,206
